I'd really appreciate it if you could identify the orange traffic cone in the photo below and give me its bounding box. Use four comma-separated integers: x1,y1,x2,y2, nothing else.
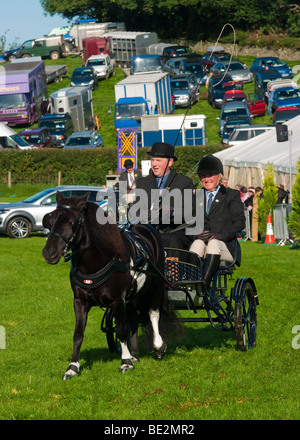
263,215,276,245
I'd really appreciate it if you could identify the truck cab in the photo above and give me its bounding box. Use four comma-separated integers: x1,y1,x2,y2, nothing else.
114,97,149,145
130,55,162,75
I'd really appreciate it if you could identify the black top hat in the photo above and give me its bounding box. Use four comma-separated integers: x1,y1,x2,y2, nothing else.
124,159,134,169
197,155,223,175
147,142,177,161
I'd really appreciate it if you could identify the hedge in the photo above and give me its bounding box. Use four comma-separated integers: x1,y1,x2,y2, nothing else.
0,145,225,187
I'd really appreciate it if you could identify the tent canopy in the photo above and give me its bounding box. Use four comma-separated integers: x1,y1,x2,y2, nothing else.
215,114,300,191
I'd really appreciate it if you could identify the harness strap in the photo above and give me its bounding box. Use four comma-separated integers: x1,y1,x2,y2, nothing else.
70,258,129,290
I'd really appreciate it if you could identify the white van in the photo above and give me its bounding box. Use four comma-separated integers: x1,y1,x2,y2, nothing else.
224,125,276,146
0,123,35,150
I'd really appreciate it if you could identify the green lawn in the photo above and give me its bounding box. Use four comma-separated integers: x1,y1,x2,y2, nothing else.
0,236,299,420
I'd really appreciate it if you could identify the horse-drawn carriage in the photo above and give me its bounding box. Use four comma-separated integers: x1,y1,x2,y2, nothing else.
102,231,259,355
42,192,259,378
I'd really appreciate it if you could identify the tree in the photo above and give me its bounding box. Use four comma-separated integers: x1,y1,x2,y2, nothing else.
287,162,300,244
257,163,278,237
40,0,300,40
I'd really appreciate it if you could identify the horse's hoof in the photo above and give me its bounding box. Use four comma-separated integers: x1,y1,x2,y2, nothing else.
119,358,135,373
154,342,167,359
131,352,140,363
62,363,79,380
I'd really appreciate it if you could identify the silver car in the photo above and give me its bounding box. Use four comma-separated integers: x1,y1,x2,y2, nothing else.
210,61,253,83
0,185,112,238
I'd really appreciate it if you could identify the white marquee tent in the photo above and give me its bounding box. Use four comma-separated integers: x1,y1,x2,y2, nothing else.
214,114,300,193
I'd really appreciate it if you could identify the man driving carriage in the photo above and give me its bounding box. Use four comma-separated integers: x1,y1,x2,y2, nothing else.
190,155,245,291
134,142,195,250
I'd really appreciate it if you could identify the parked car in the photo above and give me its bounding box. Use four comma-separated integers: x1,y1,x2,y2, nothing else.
223,125,276,146
161,45,194,65
2,39,35,61
0,122,35,150
201,46,245,71
162,57,183,76
218,100,252,136
19,128,54,148
268,79,300,113
207,74,242,108
38,113,74,147
85,54,115,79
221,117,252,144
0,185,115,239
64,130,104,149
250,57,293,79
223,90,266,117
70,67,98,90
178,58,207,85
170,74,200,108
272,106,300,125
210,61,253,83
254,69,283,99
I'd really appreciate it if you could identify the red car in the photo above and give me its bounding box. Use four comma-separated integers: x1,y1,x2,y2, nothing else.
19,128,54,148
223,90,266,117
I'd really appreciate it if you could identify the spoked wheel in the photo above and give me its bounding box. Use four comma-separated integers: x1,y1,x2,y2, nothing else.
234,280,258,351
101,308,119,353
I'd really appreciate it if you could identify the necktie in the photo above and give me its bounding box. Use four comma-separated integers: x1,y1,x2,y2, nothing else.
206,192,213,214
129,173,134,187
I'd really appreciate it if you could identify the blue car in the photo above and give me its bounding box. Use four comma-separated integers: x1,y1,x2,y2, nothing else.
269,80,300,113
250,57,293,79
254,69,282,99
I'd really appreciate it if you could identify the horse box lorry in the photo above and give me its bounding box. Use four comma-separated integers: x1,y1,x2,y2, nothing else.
0,59,48,126
49,86,95,131
114,72,174,145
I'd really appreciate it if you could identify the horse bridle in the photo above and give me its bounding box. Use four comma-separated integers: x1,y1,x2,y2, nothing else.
48,204,86,261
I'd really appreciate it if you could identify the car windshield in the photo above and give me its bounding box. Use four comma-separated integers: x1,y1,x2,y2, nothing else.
227,62,244,71
276,110,299,118
66,136,92,146
21,134,41,143
115,102,147,119
266,58,285,67
10,134,31,147
0,93,26,109
87,59,105,66
132,58,161,73
277,89,300,100
72,70,93,79
171,80,189,90
39,120,66,129
184,63,204,74
23,188,55,203
223,108,248,117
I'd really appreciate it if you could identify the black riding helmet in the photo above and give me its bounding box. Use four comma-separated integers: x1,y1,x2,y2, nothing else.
197,155,223,176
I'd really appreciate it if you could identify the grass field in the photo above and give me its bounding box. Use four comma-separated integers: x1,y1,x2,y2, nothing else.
0,235,299,420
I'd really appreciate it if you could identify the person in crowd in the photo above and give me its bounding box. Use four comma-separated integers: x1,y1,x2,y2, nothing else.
221,177,229,187
190,155,245,291
240,186,249,203
255,186,263,198
134,142,195,249
277,184,289,204
119,159,142,192
245,187,255,227
267,85,274,116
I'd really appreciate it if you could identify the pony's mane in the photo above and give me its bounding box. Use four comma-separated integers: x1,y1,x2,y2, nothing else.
86,202,130,262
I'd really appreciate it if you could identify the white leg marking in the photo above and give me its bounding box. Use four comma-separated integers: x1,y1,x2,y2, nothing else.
120,341,131,360
149,308,163,349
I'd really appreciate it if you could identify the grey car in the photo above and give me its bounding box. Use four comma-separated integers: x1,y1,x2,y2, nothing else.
210,61,253,83
170,74,200,108
0,185,112,239
64,131,104,149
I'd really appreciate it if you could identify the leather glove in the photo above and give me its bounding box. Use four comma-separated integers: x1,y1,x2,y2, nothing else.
195,230,223,243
